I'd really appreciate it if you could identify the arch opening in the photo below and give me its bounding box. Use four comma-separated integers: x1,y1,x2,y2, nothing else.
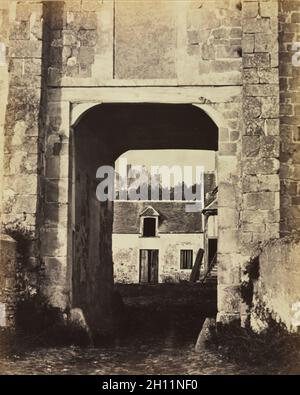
71,103,219,338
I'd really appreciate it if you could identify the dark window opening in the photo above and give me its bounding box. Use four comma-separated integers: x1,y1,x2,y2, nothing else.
208,238,217,264
142,217,156,237
180,250,193,269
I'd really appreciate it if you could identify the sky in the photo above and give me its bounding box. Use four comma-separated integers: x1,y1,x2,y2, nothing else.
115,149,216,188
116,150,216,172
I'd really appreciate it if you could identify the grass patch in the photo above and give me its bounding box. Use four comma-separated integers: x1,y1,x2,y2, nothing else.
206,320,300,368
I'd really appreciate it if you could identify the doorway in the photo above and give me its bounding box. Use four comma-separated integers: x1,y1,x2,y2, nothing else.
208,238,218,265
139,249,159,284
71,103,218,332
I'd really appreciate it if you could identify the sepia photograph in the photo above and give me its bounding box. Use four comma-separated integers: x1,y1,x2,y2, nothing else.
0,0,299,379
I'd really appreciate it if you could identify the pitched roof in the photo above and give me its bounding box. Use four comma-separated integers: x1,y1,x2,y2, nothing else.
113,201,202,234
140,206,160,217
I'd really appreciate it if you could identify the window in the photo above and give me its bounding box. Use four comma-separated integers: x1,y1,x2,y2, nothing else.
142,217,156,237
180,250,193,269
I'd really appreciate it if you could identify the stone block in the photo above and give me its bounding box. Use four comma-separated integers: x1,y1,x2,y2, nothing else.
202,43,215,60
244,191,276,210
44,257,67,285
217,253,242,285
218,182,238,209
45,178,68,203
216,45,241,59
78,29,97,47
242,209,279,224
258,174,280,192
9,40,42,58
16,3,32,20
291,13,300,23
230,27,242,39
219,127,229,142
260,136,280,158
195,318,216,353
218,207,239,228
9,20,30,40
242,135,260,157
258,68,278,84
218,229,239,253
3,175,38,195
245,84,279,97
40,227,68,257
78,46,95,64
242,222,266,233
243,68,259,83
265,118,279,136
217,156,238,183
45,156,69,179
13,194,37,214
230,130,240,142
44,203,68,227
64,0,81,11
211,59,242,73
219,142,237,156
42,285,67,310
270,52,279,68
48,67,62,86
217,312,240,325
212,27,227,40
260,1,278,17
243,53,270,68
82,0,101,12
243,96,262,118
243,157,280,175
255,33,278,53
243,17,270,34
261,96,279,118
243,34,255,53
67,11,97,30
243,175,259,192
218,285,241,313
243,1,258,18
115,0,176,79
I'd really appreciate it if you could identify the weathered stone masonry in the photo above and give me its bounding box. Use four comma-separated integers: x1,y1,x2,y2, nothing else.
279,0,300,235
0,0,299,334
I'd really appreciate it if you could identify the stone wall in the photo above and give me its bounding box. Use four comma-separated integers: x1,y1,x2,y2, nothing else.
251,236,300,332
279,0,300,234
2,1,47,230
0,1,54,314
0,1,11,219
241,0,280,249
1,0,295,334
70,117,114,335
113,233,203,284
46,0,243,86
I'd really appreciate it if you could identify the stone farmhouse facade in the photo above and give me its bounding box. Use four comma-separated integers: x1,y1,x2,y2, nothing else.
113,202,204,284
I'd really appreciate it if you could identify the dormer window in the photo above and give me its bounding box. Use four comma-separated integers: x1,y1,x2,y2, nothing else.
140,206,159,237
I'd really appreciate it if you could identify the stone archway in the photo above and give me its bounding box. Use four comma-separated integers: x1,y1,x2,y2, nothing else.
70,103,220,336
41,86,243,337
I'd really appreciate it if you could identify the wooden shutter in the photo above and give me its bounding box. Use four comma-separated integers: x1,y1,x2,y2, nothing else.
140,250,148,283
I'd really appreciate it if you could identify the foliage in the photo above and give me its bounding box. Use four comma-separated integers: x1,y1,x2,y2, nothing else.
241,256,260,308
206,309,300,368
4,222,39,302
